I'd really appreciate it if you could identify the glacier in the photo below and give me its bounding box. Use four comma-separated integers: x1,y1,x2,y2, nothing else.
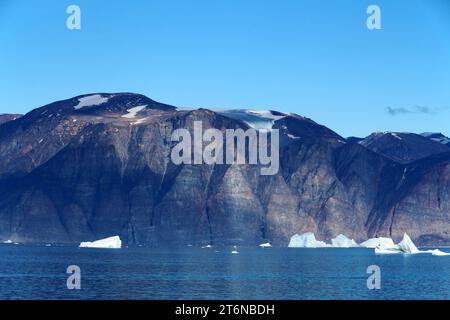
79,236,122,249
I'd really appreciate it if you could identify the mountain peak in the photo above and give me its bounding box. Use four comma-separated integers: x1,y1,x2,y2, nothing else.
359,131,450,163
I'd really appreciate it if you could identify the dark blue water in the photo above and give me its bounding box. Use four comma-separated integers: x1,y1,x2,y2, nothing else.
0,245,449,300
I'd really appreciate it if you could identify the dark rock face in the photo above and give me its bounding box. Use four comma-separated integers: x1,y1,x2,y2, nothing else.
359,132,450,164
0,114,22,125
0,93,448,246
421,132,450,147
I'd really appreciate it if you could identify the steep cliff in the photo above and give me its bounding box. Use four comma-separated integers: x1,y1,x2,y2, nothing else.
0,93,448,246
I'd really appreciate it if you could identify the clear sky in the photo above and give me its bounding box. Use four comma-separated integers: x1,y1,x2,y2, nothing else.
0,0,449,137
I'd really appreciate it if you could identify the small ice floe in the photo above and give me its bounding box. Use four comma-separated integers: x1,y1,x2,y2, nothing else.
431,249,450,256
374,245,403,254
331,234,359,248
45,244,51,247
231,245,239,254
259,242,272,248
79,236,122,249
2,240,13,244
201,245,212,249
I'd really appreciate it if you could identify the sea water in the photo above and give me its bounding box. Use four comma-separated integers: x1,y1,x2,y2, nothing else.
0,245,449,300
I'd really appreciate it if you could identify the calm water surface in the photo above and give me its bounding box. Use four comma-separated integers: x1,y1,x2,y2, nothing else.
0,245,449,299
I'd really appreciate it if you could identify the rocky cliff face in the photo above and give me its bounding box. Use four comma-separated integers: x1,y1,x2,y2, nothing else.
0,93,448,246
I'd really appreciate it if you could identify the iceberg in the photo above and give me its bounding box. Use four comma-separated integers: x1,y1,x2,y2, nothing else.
397,233,419,254
374,233,414,255
79,236,121,249
360,237,395,248
259,242,272,248
331,234,359,248
2,240,13,244
288,232,329,248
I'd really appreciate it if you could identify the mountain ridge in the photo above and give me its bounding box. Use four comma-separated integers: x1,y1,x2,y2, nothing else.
0,93,448,246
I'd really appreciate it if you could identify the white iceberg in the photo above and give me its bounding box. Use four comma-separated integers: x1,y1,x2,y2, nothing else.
2,240,13,244
360,237,395,248
373,234,450,256
397,233,420,254
374,233,426,255
259,242,272,248
79,236,122,249
331,234,359,248
288,232,329,248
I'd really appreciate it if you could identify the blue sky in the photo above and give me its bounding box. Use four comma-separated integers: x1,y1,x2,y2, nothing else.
0,0,449,137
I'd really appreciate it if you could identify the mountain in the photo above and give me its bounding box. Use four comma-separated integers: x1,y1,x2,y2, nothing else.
0,114,22,125
421,132,450,147
0,93,448,246
359,132,450,164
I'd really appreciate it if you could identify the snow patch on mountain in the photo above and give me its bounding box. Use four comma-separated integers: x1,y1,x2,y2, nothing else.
390,132,403,140
122,105,147,119
421,132,450,145
287,133,301,139
218,109,285,130
74,94,109,110
131,117,148,125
